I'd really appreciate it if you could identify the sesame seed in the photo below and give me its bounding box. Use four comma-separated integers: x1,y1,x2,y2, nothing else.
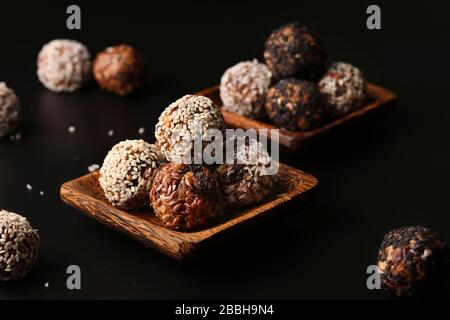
68,126,76,133
26,184,33,191
108,129,114,137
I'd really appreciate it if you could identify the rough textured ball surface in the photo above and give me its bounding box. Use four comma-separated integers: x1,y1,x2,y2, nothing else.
264,22,327,81
150,163,220,230
155,95,226,163
99,140,166,210
0,210,40,281
220,60,272,118
265,78,326,131
318,62,367,115
0,82,20,139
93,44,145,96
378,226,450,298
217,137,276,209
37,39,91,92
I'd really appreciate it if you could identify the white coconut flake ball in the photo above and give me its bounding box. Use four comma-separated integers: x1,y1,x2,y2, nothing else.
99,140,166,210
220,59,272,118
318,62,367,115
0,82,20,139
155,95,226,163
37,39,91,92
0,210,40,281
217,136,276,209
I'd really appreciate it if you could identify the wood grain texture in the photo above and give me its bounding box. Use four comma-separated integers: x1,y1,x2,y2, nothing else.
60,164,318,260
196,83,397,150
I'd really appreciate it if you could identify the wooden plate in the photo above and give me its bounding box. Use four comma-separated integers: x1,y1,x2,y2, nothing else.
60,164,318,260
197,83,397,150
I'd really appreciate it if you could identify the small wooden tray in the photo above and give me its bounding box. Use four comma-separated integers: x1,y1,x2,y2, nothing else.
197,83,397,150
60,164,318,260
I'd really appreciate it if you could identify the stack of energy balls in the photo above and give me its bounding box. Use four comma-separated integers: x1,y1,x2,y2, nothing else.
220,22,368,131
99,95,276,231
37,39,145,96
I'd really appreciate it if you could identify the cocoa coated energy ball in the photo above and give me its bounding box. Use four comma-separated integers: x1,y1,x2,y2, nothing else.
217,136,276,209
150,163,220,230
265,78,326,131
155,95,226,163
318,62,367,115
37,39,91,92
0,210,40,281
93,44,145,96
264,22,327,81
0,82,20,139
220,59,272,118
378,226,450,298
99,140,166,210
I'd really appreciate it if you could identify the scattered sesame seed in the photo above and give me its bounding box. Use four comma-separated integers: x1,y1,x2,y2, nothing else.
108,129,114,137
39,191,44,196
44,282,49,288
68,126,76,133
26,184,33,191
88,164,100,172
138,127,145,135
9,132,22,141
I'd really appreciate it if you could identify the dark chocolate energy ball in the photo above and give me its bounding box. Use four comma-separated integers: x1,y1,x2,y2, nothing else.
264,22,327,81
150,163,220,231
93,44,145,96
265,78,326,131
378,226,450,298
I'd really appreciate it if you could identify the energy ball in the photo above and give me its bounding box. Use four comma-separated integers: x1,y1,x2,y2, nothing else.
37,39,91,92
150,163,220,230
0,210,40,281
155,95,226,163
93,44,145,96
0,82,20,139
318,62,367,115
264,22,327,81
217,136,276,209
265,78,326,131
99,140,166,210
220,59,272,118
378,226,450,298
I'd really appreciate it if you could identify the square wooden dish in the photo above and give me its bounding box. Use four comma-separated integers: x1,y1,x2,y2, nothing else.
60,163,318,260
197,83,397,150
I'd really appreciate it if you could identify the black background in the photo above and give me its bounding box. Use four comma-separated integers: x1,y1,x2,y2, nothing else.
0,0,449,300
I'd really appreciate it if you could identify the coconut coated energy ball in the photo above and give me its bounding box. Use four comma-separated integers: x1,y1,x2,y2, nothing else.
217,136,276,209
37,39,91,92
155,95,226,163
99,140,166,210
220,59,272,118
0,82,20,139
378,226,450,298
265,78,326,131
264,22,327,81
318,62,367,115
0,210,40,281
150,163,220,230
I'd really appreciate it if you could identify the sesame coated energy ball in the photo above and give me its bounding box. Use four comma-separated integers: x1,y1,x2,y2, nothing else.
0,210,40,281
217,136,276,209
155,95,226,163
265,78,327,131
220,59,272,118
150,163,220,230
264,22,327,81
318,62,367,115
37,39,91,92
99,140,166,210
378,226,450,298
0,82,20,139
93,44,146,96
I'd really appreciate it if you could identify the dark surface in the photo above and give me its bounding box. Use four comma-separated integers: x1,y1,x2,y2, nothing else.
0,0,449,299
